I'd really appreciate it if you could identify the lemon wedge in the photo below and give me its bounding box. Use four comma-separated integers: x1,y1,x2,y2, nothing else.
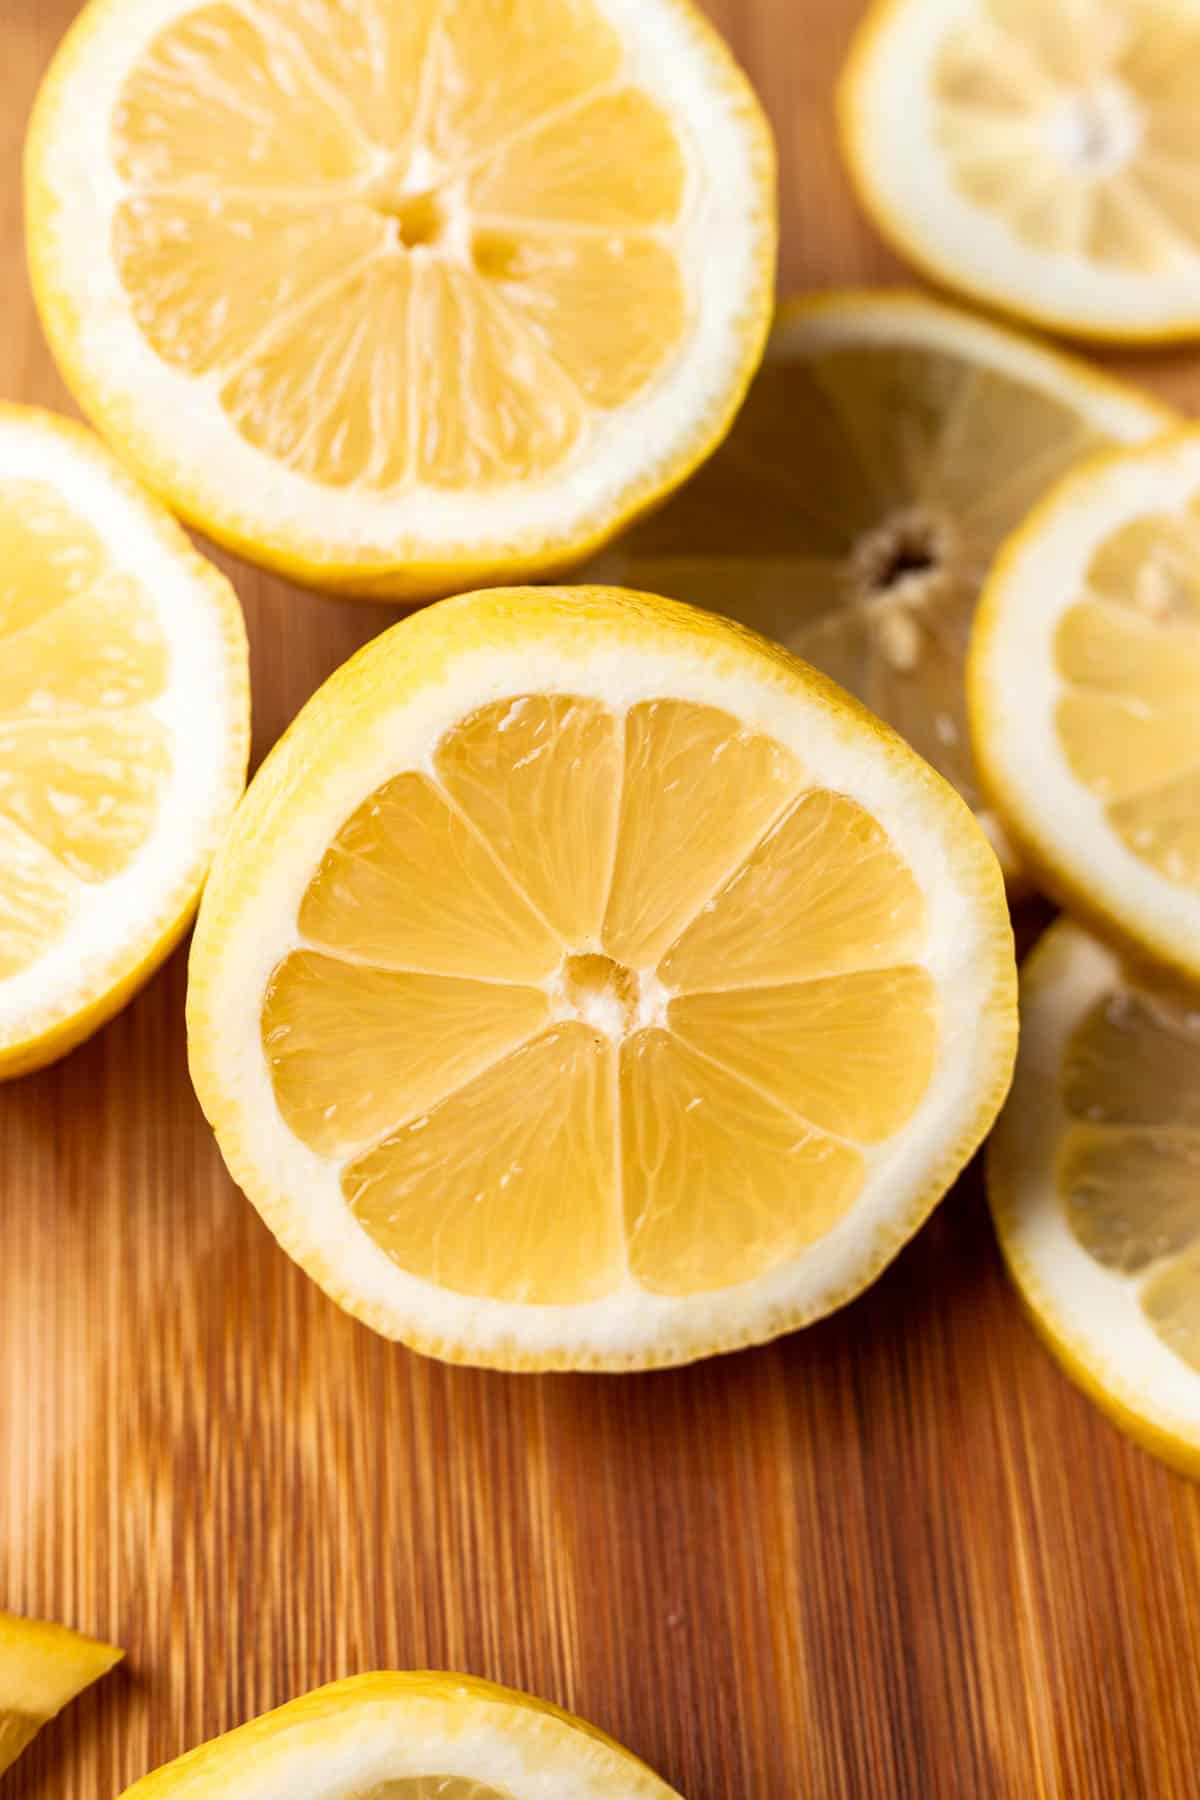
0,1611,122,1780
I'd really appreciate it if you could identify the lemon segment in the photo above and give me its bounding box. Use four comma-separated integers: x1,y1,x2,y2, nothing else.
588,289,1169,865
839,0,1200,341
0,408,248,1078
988,917,1200,1477
27,0,775,596
970,428,1200,984
115,1672,680,1798
0,1612,122,1780
188,586,1015,1371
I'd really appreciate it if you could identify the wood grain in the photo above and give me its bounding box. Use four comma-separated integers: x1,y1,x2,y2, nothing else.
3,2,1200,1795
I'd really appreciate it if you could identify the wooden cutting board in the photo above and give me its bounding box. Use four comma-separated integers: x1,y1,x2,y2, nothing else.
4,2,1200,1795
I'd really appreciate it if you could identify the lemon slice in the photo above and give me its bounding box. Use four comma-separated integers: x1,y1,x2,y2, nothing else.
971,429,1200,985
839,0,1200,341
26,0,775,599
187,585,1016,1371
588,289,1170,868
118,1673,679,1798
0,1611,122,1778
989,916,1200,1477
0,407,247,1078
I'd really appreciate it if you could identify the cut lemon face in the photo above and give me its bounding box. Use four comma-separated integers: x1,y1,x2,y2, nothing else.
187,586,1016,1371
971,428,1200,986
0,407,247,1079
840,0,1200,341
0,1611,122,1779
26,0,775,599
989,916,1200,1478
588,289,1170,870
117,1673,680,1798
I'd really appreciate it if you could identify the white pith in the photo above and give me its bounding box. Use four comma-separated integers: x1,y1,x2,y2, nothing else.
974,432,1200,976
29,0,772,576
844,0,1200,336
0,412,245,1055
123,1688,676,1798
191,612,1013,1365
989,918,1200,1450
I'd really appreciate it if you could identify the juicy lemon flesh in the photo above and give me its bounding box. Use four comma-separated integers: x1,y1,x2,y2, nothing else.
110,0,689,493
591,338,1109,812
1057,978,1200,1369
262,695,939,1304
932,0,1200,271
1053,499,1200,888
0,483,169,980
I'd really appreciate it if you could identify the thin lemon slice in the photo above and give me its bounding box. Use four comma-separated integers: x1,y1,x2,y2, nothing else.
971,428,1200,985
117,1673,679,1798
588,289,1169,870
0,1611,122,1779
840,0,1200,342
0,407,247,1078
988,916,1200,1477
187,586,1016,1372
26,0,774,598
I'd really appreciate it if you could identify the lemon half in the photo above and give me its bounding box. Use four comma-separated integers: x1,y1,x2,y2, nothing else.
0,407,247,1078
188,586,1016,1371
27,0,775,597
118,1674,679,1798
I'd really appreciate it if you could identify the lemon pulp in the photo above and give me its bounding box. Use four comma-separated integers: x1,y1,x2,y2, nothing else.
262,695,938,1304
1059,977,1200,1368
933,0,1200,271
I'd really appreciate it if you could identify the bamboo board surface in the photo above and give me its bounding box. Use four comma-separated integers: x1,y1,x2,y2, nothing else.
4,2,1200,1795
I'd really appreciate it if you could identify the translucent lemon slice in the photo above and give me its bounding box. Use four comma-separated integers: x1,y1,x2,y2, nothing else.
840,0,1200,340
588,289,1169,872
989,916,1200,1477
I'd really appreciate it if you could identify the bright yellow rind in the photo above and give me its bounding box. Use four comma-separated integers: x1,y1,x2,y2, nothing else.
986,921,1200,1481
0,406,250,1081
116,1672,679,1797
25,0,777,600
837,0,1200,346
187,584,1017,1372
969,428,1200,988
